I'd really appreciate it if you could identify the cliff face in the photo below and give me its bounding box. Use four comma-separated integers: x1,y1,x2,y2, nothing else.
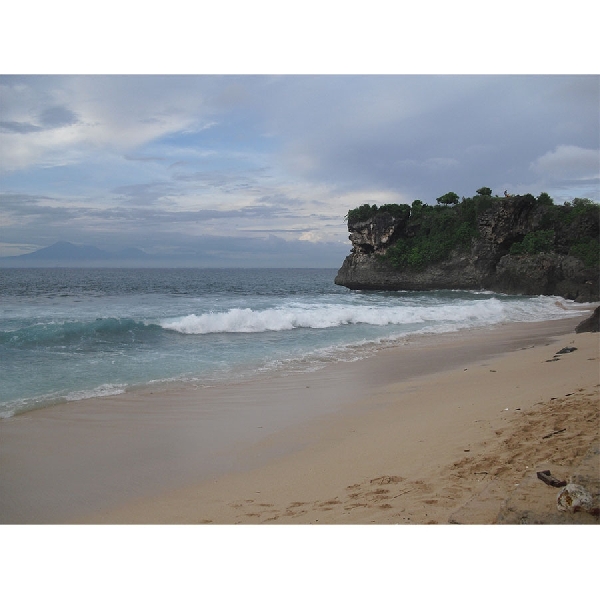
335,196,599,302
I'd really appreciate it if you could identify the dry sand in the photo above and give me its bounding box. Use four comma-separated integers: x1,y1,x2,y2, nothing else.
1,313,598,525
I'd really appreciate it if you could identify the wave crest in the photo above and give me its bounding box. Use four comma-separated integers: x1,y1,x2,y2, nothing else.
158,297,569,335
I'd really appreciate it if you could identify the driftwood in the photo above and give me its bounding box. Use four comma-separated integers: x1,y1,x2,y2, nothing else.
542,428,566,439
537,470,567,488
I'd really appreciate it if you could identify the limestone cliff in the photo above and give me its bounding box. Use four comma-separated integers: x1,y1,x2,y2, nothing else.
335,196,599,302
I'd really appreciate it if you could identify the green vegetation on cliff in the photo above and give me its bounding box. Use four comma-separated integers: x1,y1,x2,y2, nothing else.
345,203,409,223
384,199,480,270
530,197,600,268
509,230,555,255
346,190,599,272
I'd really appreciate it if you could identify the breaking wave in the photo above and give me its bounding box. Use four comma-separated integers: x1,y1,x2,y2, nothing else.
159,296,578,335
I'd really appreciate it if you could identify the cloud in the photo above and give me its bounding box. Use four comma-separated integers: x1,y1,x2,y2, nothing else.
0,76,218,172
0,120,43,133
530,145,600,181
0,101,78,135
39,105,79,128
111,182,177,206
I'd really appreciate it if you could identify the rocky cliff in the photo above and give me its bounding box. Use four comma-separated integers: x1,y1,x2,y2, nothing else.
335,195,599,302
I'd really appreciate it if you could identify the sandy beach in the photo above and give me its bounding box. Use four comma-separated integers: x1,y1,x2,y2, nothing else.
1,310,597,525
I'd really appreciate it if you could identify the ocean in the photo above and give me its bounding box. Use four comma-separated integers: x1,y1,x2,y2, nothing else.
0,267,590,419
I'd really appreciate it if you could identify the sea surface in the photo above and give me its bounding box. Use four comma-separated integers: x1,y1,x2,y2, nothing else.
0,268,589,418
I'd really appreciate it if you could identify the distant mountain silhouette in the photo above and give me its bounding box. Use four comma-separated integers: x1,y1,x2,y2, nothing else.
0,241,153,265
22,241,112,260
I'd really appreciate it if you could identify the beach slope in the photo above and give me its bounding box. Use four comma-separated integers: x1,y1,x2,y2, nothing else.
71,316,599,525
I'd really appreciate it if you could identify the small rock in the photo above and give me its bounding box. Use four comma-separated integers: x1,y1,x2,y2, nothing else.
557,484,594,513
556,346,577,355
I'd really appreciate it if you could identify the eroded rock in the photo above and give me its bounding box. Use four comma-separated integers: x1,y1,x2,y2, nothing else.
557,484,595,513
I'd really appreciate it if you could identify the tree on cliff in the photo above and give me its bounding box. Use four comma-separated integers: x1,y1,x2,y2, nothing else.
436,192,459,205
476,187,492,197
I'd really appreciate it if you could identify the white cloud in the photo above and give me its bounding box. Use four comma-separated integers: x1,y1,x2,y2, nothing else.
0,76,216,172
530,145,599,181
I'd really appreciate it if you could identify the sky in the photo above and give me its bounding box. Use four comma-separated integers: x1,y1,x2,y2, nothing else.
1,9,599,267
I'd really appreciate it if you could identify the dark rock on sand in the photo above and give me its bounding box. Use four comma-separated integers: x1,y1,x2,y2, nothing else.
575,306,600,333
555,347,577,355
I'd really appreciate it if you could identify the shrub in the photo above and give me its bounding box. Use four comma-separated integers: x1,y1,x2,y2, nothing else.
345,204,378,223
573,197,595,207
435,191,459,205
537,192,554,206
476,187,492,197
378,203,411,219
510,230,555,255
570,237,599,268
345,202,411,224
385,202,477,271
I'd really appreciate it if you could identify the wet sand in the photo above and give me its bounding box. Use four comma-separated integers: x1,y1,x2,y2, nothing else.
1,313,598,524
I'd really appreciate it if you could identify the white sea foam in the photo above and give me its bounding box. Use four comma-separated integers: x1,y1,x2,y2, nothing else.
65,384,127,402
159,296,581,335
0,383,128,419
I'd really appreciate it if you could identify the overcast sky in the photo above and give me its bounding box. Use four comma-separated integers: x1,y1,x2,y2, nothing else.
1,5,599,267
1,74,598,266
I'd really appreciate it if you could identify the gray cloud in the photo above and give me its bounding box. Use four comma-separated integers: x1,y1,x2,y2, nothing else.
0,105,78,134
0,121,42,133
39,105,79,128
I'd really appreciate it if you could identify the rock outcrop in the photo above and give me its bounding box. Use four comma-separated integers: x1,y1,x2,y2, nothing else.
335,196,599,302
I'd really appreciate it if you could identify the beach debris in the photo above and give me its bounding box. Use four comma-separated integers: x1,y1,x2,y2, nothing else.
537,470,567,488
542,428,566,439
556,346,577,355
557,484,594,513
370,475,404,485
392,489,411,499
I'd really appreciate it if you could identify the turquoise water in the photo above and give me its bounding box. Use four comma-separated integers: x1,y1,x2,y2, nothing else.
0,268,588,418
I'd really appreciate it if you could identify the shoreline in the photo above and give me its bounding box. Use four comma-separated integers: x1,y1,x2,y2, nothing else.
1,293,592,422
1,312,598,524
